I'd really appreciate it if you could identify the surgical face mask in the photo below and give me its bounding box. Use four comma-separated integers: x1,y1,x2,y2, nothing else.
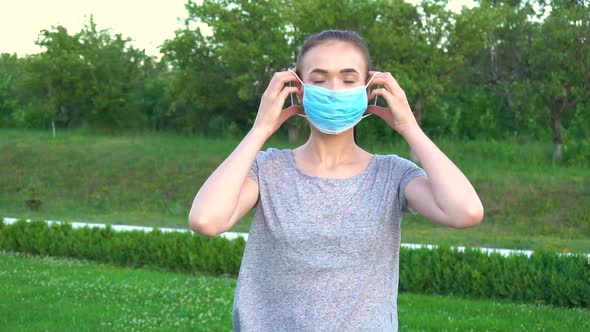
289,69,379,135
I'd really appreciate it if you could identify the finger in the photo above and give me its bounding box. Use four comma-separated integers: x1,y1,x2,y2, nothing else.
366,105,390,117
278,105,302,123
366,71,379,87
268,72,302,96
267,71,293,88
383,72,405,96
374,72,405,97
365,105,394,124
368,87,394,103
269,71,298,87
368,70,383,77
367,72,404,97
366,72,389,91
278,86,302,103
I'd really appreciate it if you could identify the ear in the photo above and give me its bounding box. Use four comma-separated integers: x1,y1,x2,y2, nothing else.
288,67,304,105
295,84,303,105
290,78,302,105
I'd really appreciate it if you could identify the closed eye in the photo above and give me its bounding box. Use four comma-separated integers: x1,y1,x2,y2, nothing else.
312,81,325,84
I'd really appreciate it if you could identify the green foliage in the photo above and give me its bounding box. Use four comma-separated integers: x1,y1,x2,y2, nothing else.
0,54,20,126
25,25,92,128
76,18,149,131
14,17,157,132
1,1,589,155
2,219,588,308
564,137,590,167
0,220,245,276
160,27,232,134
398,245,589,308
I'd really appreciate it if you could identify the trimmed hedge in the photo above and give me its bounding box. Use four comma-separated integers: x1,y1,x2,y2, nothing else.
0,220,245,276
399,245,589,308
1,219,588,307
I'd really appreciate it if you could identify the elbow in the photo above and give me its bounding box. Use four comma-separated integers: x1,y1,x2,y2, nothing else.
188,212,222,237
452,204,484,228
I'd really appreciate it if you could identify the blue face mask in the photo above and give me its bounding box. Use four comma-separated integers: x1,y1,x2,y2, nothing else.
289,69,378,135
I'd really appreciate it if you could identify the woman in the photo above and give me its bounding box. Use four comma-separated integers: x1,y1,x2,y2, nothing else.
189,30,484,331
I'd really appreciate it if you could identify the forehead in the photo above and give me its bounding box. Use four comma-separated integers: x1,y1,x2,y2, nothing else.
300,41,367,77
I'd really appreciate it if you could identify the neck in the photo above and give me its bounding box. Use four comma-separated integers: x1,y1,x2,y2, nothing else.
299,127,360,164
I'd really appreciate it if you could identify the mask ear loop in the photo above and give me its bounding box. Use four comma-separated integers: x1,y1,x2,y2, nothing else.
362,72,380,119
288,68,307,118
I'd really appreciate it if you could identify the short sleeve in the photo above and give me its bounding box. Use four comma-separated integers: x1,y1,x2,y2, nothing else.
395,156,427,214
247,150,267,183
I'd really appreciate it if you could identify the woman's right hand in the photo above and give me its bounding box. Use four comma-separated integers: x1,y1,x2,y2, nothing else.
252,70,302,137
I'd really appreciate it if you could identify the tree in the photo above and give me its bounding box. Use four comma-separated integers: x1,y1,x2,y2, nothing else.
180,0,294,135
529,0,590,161
403,0,460,129
401,0,462,158
23,17,153,131
0,53,20,126
26,25,90,128
161,26,233,134
78,16,150,131
450,0,541,140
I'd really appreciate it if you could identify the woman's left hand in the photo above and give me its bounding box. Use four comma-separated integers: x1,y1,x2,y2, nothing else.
366,71,418,136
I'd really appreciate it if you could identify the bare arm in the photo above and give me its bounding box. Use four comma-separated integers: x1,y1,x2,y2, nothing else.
402,127,484,228
188,129,267,236
367,71,484,228
188,71,302,236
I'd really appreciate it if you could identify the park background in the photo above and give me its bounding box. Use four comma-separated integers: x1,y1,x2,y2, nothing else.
1,0,589,331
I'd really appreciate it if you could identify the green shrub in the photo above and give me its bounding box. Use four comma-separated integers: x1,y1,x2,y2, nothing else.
1,219,588,307
0,220,245,276
398,245,589,308
564,137,590,167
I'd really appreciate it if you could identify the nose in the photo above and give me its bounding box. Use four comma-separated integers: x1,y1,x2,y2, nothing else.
325,79,345,91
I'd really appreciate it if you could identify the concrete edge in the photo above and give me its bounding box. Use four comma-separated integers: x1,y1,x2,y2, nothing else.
3,217,589,261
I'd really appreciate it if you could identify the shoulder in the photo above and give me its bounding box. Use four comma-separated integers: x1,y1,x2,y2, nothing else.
375,153,419,169
372,154,425,183
255,147,291,168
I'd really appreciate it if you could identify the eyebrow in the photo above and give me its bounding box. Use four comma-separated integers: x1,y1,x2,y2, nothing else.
309,68,360,75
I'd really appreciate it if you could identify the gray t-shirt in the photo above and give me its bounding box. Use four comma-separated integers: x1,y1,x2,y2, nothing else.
232,148,427,331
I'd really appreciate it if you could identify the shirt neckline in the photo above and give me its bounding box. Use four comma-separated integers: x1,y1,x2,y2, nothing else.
286,149,378,181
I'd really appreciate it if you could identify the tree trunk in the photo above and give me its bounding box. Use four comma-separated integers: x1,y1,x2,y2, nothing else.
550,87,569,162
287,119,301,143
410,95,426,162
551,111,564,162
413,95,425,126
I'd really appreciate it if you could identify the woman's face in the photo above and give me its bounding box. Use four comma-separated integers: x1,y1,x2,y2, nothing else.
299,41,368,91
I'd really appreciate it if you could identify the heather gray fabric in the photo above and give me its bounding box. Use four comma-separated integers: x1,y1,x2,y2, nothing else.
232,148,427,332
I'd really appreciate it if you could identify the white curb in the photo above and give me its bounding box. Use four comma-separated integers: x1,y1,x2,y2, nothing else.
3,217,589,260
2,217,248,241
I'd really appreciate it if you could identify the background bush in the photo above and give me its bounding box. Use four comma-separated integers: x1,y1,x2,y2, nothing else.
1,219,588,308
399,245,589,308
0,220,245,276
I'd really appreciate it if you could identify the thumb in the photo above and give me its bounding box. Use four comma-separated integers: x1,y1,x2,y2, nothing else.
279,105,302,124
366,105,390,120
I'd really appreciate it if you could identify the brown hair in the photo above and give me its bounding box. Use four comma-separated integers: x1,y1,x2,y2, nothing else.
295,30,372,77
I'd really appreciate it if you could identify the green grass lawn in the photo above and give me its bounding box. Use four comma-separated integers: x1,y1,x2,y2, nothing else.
1,252,588,332
1,129,589,253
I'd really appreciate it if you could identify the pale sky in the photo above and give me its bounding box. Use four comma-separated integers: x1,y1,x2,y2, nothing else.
0,0,477,58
